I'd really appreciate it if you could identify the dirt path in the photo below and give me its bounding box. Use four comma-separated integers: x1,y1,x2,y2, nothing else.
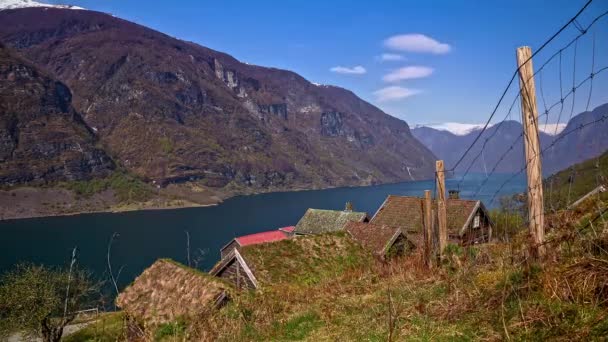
7,321,94,342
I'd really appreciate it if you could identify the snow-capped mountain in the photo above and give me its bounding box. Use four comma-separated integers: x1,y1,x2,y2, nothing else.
414,121,566,136
413,122,489,136
411,104,607,175
538,123,567,136
0,0,83,10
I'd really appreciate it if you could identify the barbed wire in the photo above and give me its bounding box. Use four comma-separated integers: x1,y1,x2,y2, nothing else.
449,0,595,173
454,8,608,191
488,111,608,205
473,37,607,199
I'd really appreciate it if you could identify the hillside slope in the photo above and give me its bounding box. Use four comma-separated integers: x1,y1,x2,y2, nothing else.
0,43,113,185
0,7,435,194
545,149,608,210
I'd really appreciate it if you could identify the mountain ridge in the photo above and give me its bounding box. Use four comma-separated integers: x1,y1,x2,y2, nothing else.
0,7,436,197
412,103,608,176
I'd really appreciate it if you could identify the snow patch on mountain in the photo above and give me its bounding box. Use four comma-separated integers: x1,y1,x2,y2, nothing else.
538,123,567,135
414,122,490,136
0,0,84,10
415,121,567,136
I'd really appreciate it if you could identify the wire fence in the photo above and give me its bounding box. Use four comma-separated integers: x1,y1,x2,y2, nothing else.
433,0,608,248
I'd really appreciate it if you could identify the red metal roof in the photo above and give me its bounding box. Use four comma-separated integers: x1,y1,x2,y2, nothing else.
236,228,293,247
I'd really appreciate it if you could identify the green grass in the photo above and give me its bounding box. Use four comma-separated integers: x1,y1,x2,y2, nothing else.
239,232,372,286
273,312,323,340
158,137,174,155
545,150,608,210
63,171,153,203
64,312,125,342
155,319,186,341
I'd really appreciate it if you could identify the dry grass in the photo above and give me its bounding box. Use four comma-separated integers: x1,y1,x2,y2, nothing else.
79,202,608,341
115,259,231,328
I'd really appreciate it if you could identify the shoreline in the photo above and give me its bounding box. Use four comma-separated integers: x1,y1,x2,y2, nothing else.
0,177,436,222
0,201,220,222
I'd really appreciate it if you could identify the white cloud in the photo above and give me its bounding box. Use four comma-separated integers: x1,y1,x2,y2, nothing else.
539,123,567,135
383,66,433,82
384,34,450,54
378,53,405,62
330,65,367,75
373,86,421,102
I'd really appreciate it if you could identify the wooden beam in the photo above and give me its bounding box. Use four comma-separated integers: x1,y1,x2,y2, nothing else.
436,160,447,256
423,190,433,267
234,249,259,288
516,46,545,258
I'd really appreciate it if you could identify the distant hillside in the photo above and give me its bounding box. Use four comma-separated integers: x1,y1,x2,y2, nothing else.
0,43,113,185
545,149,608,210
412,103,608,175
412,120,553,174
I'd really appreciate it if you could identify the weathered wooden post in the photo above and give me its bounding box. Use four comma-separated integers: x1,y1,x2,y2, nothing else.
436,160,447,257
423,190,433,267
516,46,545,258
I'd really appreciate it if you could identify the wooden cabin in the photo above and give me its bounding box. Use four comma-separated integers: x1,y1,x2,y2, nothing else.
345,221,415,259
293,208,368,235
210,249,258,290
371,195,493,246
220,226,295,259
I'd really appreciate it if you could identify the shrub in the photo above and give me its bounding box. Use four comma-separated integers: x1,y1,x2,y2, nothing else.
63,171,152,203
0,264,97,342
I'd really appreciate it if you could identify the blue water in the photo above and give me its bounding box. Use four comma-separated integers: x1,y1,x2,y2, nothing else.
0,173,524,289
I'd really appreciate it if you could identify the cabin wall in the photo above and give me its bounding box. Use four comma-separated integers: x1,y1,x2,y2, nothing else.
216,259,255,290
461,208,492,245
220,240,240,259
386,234,415,258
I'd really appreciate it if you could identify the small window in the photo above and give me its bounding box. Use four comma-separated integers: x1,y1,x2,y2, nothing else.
473,215,480,228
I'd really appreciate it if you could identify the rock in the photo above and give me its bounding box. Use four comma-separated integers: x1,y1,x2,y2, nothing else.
0,43,114,185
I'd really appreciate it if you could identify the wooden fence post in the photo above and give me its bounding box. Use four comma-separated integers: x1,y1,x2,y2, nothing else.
516,46,545,258
436,160,447,257
423,190,433,267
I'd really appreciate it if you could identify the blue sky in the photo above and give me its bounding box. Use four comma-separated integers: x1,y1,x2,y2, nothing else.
54,0,608,125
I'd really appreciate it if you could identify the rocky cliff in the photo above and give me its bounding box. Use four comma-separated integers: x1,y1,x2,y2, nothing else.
0,43,113,185
0,7,435,193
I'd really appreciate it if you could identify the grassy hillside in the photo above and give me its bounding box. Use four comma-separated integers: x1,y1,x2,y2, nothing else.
65,155,608,341
73,206,608,341
240,232,370,286
545,150,608,210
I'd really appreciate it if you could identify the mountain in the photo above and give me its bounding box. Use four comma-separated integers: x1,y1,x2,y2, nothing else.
542,103,608,175
0,0,83,10
412,120,554,174
412,103,608,176
0,42,113,185
0,7,435,195
414,122,567,137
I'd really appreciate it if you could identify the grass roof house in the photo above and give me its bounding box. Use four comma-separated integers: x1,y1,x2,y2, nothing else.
116,259,230,326
211,232,371,288
294,208,368,235
371,195,493,245
345,221,415,259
